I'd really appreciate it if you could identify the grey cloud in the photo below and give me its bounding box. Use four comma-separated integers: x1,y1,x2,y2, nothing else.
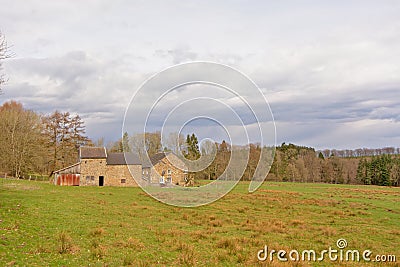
3,51,139,133
262,76,400,122
2,1,400,148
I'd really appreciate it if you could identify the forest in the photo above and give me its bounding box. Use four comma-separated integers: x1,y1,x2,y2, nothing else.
0,101,399,187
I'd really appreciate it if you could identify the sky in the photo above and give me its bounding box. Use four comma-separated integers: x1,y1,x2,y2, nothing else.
1,0,400,149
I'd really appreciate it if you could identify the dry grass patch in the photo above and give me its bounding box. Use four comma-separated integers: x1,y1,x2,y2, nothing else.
173,242,197,266
389,229,400,236
90,239,107,259
290,219,305,227
210,219,223,227
318,226,337,237
191,230,208,240
90,245,106,260
57,231,79,254
114,237,145,250
89,227,106,237
216,237,243,255
123,256,149,267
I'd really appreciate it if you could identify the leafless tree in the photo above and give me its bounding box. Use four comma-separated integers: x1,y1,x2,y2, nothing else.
129,131,162,161
164,132,185,154
0,101,46,177
43,111,89,171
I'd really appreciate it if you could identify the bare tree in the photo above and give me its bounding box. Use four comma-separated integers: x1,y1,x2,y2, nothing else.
164,132,185,154
129,133,146,160
43,111,89,171
129,132,162,159
108,132,130,153
94,137,105,147
0,101,46,177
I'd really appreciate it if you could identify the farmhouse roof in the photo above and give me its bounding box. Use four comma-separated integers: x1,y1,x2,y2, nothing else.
145,152,188,171
150,152,169,165
141,152,168,168
79,146,107,159
106,153,141,165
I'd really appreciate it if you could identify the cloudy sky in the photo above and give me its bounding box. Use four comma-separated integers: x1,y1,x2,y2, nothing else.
1,0,400,149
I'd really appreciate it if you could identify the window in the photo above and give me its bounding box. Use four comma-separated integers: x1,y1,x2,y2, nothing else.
167,169,172,183
121,179,126,184
86,176,95,182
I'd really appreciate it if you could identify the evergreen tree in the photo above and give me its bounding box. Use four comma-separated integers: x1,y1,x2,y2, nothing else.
380,165,390,186
356,158,366,184
184,133,200,160
122,132,130,152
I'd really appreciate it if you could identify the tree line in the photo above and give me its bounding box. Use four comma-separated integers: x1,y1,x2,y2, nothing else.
318,147,400,158
1,102,398,187
269,143,398,186
108,132,399,187
0,101,90,177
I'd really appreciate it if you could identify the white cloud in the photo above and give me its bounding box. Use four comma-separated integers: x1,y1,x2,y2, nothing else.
1,0,400,148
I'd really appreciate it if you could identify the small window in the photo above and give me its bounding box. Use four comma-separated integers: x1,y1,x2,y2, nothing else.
86,176,91,181
121,179,126,184
167,169,171,174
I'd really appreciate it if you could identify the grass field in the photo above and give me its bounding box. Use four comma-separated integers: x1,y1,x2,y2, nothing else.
0,179,399,266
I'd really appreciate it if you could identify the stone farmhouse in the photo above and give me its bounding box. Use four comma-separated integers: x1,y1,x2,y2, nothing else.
142,152,189,185
54,147,188,186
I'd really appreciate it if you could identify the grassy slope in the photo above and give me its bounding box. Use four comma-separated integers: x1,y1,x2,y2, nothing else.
0,179,399,266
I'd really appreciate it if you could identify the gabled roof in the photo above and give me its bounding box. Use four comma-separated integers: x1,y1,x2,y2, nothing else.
150,152,169,165
143,152,188,171
141,152,168,168
52,162,81,176
80,146,107,159
106,153,141,165
145,152,188,171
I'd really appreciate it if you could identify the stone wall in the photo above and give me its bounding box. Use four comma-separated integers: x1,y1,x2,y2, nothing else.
150,154,188,185
105,165,140,186
80,158,107,186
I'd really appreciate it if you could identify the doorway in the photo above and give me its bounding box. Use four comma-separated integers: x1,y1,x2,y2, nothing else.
99,176,104,186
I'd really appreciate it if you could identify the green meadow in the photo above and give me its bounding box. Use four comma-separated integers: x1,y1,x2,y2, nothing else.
0,179,399,266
